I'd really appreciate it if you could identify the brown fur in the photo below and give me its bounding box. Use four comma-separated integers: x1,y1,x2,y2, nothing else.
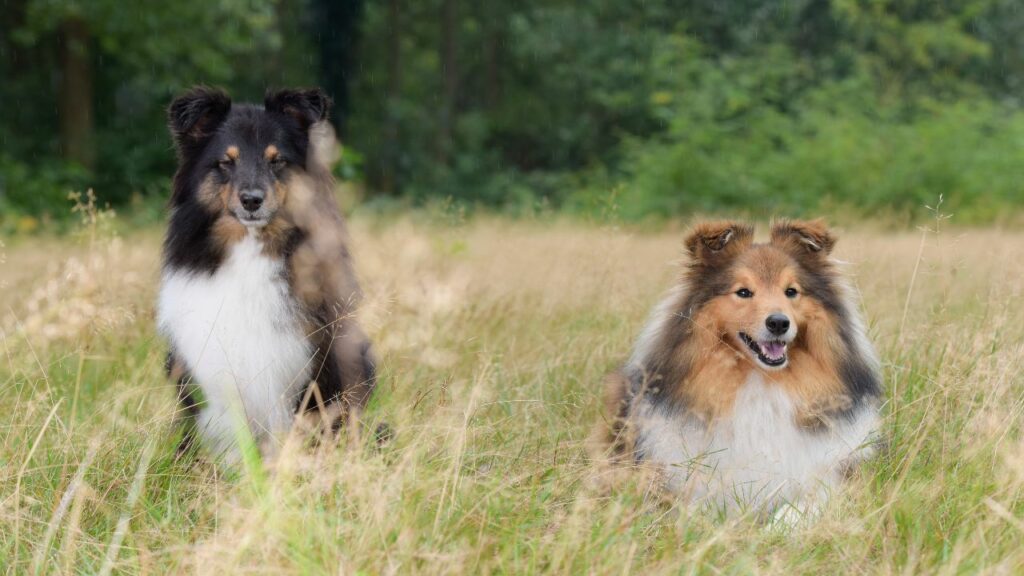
209,215,246,249
164,87,378,453
186,148,372,440
594,371,636,460
596,219,860,458
232,165,371,432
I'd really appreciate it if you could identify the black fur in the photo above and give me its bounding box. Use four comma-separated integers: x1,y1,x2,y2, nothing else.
163,88,330,274
639,261,739,404
304,319,378,410
793,260,881,408
265,88,331,131
163,86,377,451
168,86,231,157
165,351,200,456
163,197,221,274
639,239,879,416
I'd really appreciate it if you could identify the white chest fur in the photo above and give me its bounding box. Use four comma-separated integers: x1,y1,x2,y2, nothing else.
157,234,312,458
635,373,878,516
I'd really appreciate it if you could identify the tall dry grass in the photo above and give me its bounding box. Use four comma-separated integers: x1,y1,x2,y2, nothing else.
1,207,1022,574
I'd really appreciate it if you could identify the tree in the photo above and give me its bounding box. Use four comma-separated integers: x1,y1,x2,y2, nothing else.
57,16,94,171
4,0,281,205
312,0,364,136
437,0,458,166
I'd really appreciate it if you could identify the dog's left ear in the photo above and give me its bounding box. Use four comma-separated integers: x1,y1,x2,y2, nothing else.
770,219,836,256
684,220,754,266
265,88,332,131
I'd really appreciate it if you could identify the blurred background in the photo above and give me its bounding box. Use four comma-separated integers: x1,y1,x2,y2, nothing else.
2,0,1024,228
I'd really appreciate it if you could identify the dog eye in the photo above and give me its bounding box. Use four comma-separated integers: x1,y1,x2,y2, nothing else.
735,288,753,298
217,158,234,170
270,158,287,171
785,287,799,298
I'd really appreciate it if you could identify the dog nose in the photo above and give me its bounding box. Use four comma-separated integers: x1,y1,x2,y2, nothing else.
239,191,264,212
765,314,790,336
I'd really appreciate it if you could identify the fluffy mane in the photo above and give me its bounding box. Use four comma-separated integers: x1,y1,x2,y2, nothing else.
599,220,882,484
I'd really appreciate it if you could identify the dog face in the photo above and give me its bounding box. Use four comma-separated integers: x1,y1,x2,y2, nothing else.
718,248,801,369
167,87,331,228
684,220,838,372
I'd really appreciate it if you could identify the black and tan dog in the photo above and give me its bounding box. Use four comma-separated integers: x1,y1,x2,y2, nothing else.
594,220,882,519
158,86,376,461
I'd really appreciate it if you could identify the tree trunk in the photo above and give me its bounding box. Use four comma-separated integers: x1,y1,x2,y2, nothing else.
437,0,458,165
483,8,501,111
312,0,364,136
381,0,401,194
58,17,94,171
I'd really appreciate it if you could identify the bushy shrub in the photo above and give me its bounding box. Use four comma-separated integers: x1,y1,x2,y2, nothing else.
613,99,1024,223
0,155,90,226
582,39,1024,224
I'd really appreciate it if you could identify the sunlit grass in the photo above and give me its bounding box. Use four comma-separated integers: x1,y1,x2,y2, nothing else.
1,205,1022,574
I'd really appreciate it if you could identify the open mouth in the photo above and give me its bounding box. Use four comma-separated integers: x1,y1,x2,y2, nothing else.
738,332,788,368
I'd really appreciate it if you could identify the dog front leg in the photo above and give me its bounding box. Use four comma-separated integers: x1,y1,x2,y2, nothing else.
327,326,377,447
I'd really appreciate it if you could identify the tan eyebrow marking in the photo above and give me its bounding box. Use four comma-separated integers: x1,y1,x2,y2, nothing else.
225,145,239,160
264,145,279,161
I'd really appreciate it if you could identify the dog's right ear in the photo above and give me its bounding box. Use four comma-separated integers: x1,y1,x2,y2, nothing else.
684,220,754,265
168,86,231,151
265,88,331,131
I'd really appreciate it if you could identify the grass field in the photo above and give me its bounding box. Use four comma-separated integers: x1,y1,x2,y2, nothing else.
2,207,1023,574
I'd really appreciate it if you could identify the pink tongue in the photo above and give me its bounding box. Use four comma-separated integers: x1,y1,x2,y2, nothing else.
761,341,786,359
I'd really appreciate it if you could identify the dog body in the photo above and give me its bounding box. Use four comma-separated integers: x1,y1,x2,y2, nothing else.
160,233,314,456
598,220,881,517
158,87,376,461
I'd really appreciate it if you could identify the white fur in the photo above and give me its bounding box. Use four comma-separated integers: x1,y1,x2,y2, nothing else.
634,372,878,517
835,270,882,379
158,233,312,460
625,254,881,518
628,283,690,368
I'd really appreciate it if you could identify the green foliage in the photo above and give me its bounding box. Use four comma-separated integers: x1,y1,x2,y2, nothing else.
0,0,294,219
16,0,277,83
831,0,993,103
0,154,89,222
2,0,1024,222
348,0,1024,220
608,50,1024,223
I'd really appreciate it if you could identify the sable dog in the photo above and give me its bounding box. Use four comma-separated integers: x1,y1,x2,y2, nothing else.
158,86,376,461
595,220,882,519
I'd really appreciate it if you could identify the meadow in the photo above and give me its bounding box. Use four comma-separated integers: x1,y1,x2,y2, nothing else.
1,203,1023,574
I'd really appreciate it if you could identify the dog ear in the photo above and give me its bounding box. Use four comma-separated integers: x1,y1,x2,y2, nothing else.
265,88,332,131
168,86,231,150
684,220,754,265
770,219,836,256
